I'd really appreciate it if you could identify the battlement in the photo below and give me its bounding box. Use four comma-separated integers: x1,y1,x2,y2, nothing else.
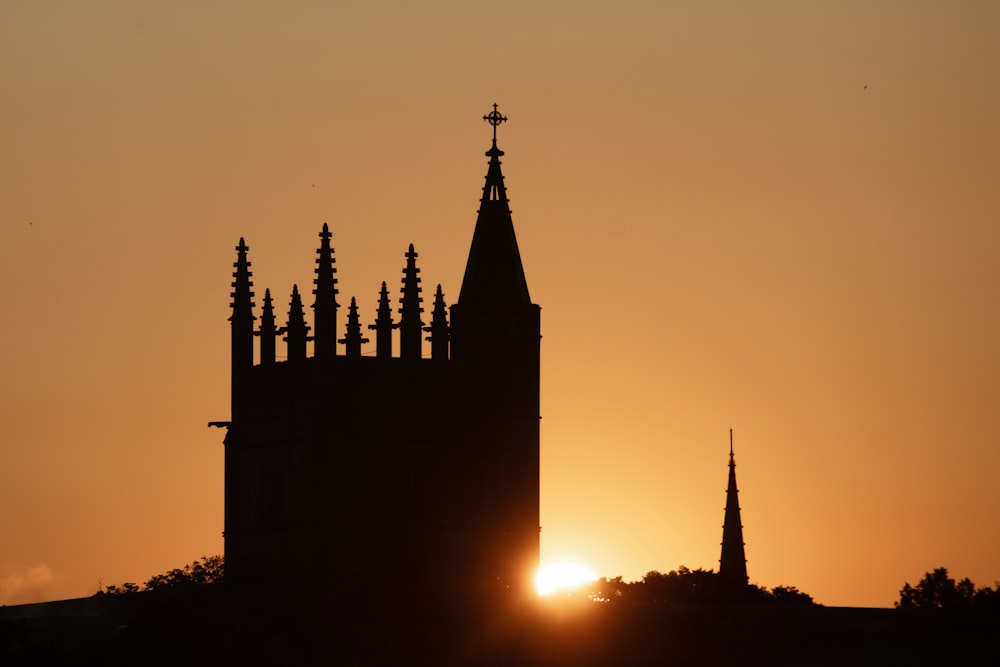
231,229,449,370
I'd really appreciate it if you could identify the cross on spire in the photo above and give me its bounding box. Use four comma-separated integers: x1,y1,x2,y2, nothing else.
483,103,507,144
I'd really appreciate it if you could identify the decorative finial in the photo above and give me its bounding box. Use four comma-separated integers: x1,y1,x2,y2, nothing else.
483,103,507,144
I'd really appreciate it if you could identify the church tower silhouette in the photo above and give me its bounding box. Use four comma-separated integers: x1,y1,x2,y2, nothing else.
719,429,749,583
220,105,541,604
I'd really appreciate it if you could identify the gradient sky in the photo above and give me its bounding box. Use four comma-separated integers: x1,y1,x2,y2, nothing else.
2,2,998,607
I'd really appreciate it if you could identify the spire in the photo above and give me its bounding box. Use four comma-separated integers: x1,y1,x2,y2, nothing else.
339,296,369,358
229,237,256,419
284,284,310,361
312,223,339,359
368,281,394,360
457,104,532,306
397,244,424,360
230,238,256,355
425,284,449,361
257,288,277,365
719,428,749,584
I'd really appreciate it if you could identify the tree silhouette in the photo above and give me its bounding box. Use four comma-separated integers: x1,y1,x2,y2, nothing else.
586,566,815,605
100,555,223,595
896,567,1000,610
770,585,814,605
145,555,224,590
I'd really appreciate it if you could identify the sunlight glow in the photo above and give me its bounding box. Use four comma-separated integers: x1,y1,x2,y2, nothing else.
535,562,598,596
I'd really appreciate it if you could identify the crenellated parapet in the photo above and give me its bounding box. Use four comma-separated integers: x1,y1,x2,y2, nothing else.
229,229,448,368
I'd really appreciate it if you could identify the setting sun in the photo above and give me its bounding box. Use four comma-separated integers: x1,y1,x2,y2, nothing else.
535,562,599,596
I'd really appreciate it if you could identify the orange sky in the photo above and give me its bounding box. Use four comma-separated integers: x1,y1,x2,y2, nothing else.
2,2,998,607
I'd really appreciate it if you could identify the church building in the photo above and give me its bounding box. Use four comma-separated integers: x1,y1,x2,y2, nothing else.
219,106,541,603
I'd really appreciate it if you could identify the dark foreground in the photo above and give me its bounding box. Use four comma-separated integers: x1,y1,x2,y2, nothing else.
2,590,998,666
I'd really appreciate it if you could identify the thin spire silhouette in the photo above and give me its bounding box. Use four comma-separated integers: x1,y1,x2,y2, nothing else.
339,296,368,357
257,288,276,365
284,284,310,361
398,244,424,360
425,284,449,361
229,238,256,419
312,223,339,359
720,428,749,583
369,281,394,359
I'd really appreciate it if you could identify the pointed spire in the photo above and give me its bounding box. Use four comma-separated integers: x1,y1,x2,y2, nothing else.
257,288,277,365
424,284,449,361
457,104,531,306
368,281,394,360
398,244,424,360
230,237,256,342
230,238,256,419
312,223,339,359
719,428,749,584
339,297,369,358
284,284,310,361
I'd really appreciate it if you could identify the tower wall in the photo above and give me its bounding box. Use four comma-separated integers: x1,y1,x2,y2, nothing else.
450,302,541,595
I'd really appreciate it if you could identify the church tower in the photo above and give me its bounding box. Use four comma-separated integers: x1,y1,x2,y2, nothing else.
719,428,749,583
220,104,541,604
450,104,541,596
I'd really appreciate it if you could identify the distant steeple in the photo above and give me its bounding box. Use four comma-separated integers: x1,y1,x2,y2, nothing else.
312,223,339,359
284,284,310,361
457,104,532,305
369,281,394,360
258,288,277,365
719,429,749,584
425,284,449,361
398,244,424,360
339,296,369,358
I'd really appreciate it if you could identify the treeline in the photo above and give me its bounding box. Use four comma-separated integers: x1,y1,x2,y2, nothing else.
100,557,1000,614
17,558,997,664
897,567,1000,612
585,566,815,605
99,555,224,595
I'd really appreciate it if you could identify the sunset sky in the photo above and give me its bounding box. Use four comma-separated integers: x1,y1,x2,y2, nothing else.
2,2,998,608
